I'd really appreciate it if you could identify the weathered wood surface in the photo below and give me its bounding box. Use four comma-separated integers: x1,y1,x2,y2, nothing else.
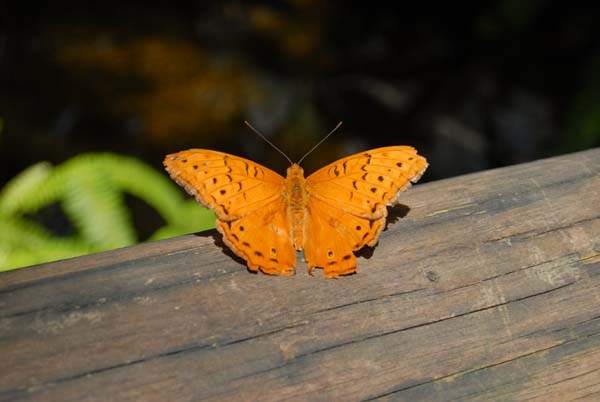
1,148,600,402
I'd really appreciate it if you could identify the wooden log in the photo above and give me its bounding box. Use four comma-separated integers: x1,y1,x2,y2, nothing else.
1,148,599,402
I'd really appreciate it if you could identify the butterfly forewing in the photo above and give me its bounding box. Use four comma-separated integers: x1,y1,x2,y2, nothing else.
164,149,285,220
306,146,428,219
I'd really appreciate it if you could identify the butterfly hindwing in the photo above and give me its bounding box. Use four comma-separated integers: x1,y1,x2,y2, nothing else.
303,196,385,278
217,197,296,275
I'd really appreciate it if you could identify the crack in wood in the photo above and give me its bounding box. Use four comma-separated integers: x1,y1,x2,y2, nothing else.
312,287,427,314
20,321,311,391
226,281,580,385
362,329,600,401
484,215,600,244
437,253,582,296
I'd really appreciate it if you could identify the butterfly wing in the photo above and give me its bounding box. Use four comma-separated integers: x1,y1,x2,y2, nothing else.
304,146,427,278
164,149,296,275
216,197,296,275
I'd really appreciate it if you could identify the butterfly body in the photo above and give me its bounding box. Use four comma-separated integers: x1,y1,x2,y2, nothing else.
284,164,307,251
164,146,427,278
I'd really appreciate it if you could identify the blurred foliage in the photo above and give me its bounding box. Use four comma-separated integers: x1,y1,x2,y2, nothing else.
0,153,215,271
57,36,265,144
564,55,600,152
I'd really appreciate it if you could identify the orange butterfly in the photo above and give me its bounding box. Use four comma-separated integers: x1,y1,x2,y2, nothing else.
164,131,427,278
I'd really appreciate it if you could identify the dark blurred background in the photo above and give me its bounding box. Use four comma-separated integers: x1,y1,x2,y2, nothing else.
2,1,600,192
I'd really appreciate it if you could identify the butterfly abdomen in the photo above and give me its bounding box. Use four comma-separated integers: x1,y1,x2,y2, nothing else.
285,164,307,251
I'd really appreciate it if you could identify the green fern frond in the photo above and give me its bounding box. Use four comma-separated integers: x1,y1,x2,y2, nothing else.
0,218,93,271
149,199,215,241
0,162,56,215
60,159,136,249
0,152,216,271
103,154,195,225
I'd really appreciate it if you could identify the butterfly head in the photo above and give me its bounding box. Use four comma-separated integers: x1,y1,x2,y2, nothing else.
286,163,305,179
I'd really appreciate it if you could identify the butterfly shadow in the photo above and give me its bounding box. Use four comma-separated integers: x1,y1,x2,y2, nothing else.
193,229,257,274
356,203,411,260
387,203,411,226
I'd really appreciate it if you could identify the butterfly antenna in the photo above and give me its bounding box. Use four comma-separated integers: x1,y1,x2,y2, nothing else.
297,121,343,164
244,121,294,165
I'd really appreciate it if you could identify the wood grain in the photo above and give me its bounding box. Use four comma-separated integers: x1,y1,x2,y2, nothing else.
1,148,599,402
